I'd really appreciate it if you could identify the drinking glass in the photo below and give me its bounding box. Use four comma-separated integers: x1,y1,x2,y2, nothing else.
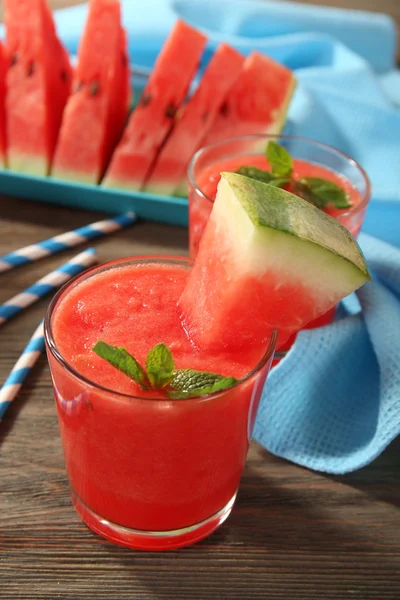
45,256,277,550
188,134,371,259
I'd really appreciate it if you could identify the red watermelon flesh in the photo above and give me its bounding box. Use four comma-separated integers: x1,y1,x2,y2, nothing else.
179,173,370,354
0,42,7,168
99,26,131,174
41,0,74,163
102,20,207,192
144,43,245,197
52,0,129,185
107,28,131,155
202,51,296,149
4,0,72,176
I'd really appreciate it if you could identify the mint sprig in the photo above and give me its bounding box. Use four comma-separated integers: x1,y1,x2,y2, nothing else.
235,141,352,210
266,140,293,178
93,341,238,397
168,369,238,398
293,177,352,209
236,166,290,188
146,343,175,388
93,341,149,389
236,166,275,184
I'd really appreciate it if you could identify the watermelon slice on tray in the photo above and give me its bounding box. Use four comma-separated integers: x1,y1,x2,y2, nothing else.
179,172,370,353
4,0,72,176
0,42,7,168
202,51,296,149
144,43,245,198
102,20,207,192
52,0,130,185
108,27,131,155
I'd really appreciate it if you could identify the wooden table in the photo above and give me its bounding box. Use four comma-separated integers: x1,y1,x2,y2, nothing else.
1,201,400,600
1,0,400,598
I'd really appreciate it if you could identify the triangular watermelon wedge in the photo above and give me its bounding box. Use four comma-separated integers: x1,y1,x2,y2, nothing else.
106,27,131,161
202,51,296,148
102,20,207,192
144,43,245,197
0,42,7,168
179,173,370,353
4,0,72,176
52,0,130,185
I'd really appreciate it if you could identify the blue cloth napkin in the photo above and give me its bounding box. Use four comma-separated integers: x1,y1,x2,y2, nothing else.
255,234,400,474
18,0,400,473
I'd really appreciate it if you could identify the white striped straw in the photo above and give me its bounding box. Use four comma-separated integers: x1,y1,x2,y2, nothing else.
0,248,97,326
0,211,136,273
0,320,44,420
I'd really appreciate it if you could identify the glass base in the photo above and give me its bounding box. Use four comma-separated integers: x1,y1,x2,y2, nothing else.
71,490,237,551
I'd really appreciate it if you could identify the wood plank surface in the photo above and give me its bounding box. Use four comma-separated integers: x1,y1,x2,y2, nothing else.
0,1,400,599
1,193,400,600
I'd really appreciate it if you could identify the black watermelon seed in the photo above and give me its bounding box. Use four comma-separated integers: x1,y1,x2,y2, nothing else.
165,103,176,119
27,61,35,77
83,396,93,411
10,53,18,67
89,81,100,97
61,70,68,82
220,102,229,117
140,93,152,107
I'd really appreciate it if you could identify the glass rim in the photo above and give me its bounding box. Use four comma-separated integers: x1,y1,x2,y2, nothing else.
44,255,277,404
187,133,371,219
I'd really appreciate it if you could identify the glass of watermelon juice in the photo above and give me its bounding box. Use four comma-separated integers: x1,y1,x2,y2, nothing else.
188,134,371,259
188,134,370,348
44,256,276,551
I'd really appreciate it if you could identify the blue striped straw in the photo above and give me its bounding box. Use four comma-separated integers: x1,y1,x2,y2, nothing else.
0,211,136,273
0,320,45,420
0,248,97,326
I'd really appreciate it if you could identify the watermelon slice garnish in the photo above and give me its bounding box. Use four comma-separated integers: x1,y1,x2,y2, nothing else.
179,172,370,352
103,20,207,192
144,43,245,197
202,51,296,149
4,0,72,176
52,0,130,185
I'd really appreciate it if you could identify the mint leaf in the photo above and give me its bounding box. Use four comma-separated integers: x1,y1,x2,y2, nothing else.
268,177,291,188
168,369,238,398
93,341,148,389
93,341,238,397
146,343,175,388
266,141,293,177
235,166,276,184
235,165,290,189
295,177,351,209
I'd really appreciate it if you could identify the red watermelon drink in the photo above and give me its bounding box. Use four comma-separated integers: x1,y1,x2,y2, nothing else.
188,135,371,259
45,175,369,550
44,256,276,551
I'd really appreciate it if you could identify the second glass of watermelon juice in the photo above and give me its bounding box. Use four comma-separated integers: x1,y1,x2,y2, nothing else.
188,134,371,259
188,135,370,347
44,256,276,551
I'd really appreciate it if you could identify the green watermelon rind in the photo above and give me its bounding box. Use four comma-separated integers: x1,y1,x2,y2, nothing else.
219,171,371,283
51,166,100,186
8,152,48,177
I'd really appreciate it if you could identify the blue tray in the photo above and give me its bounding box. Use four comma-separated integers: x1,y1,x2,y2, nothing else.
0,64,189,227
0,169,189,227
